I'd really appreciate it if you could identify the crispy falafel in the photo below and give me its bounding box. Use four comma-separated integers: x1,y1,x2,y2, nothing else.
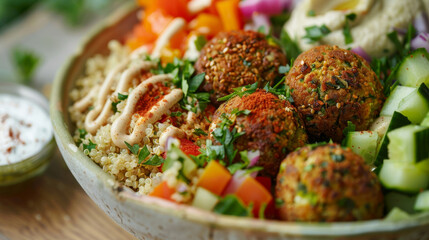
209,90,307,177
276,144,384,222
285,45,385,142
195,30,287,105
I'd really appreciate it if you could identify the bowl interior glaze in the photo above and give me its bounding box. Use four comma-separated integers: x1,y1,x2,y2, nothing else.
50,4,429,240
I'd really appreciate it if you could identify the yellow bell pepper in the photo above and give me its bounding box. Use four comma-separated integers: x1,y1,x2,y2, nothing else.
216,0,242,31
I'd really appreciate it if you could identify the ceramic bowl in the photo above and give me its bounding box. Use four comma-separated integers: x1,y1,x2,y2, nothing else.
50,4,429,240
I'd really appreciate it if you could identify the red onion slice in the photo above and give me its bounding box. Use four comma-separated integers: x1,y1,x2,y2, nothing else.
414,12,429,33
247,150,260,167
411,33,429,52
239,0,292,19
351,46,372,63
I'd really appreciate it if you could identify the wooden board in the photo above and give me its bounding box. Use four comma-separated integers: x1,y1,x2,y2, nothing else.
0,150,136,240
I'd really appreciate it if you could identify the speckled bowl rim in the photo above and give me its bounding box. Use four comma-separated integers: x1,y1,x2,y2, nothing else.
50,2,429,237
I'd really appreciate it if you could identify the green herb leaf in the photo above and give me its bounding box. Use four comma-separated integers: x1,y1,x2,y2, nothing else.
188,73,205,93
303,24,331,42
142,154,164,166
138,145,151,164
83,140,96,153
217,82,258,102
278,65,291,74
213,195,251,217
307,10,316,16
118,93,128,101
343,13,356,45
193,128,208,136
230,109,251,116
194,35,207,51
11,47,40,84
78,128,87,139
111,101,120,113
125,141,140,155
170,111,183,117
274,29,302,60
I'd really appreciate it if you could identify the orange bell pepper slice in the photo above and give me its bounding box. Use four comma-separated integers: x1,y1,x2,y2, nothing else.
190,13,223,37
197,161,232,195
235,176,273,217
216,0,243,31
149,181,176,201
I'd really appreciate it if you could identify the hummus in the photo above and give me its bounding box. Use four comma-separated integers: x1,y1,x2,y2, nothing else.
286,0,427,58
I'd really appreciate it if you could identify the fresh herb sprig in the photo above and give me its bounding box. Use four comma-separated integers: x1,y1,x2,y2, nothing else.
125,141,164,165
111,92,128,113
303,24,331,42
343,13,356,45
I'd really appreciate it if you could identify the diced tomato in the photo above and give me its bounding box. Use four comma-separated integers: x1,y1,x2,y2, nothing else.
255,176,272,191
235,176,273,217
144,8,173,36
133,24,157,44
157,0,192,21
178,138,201,157
169,28,188,51
149,181,175,201
197,160,232,195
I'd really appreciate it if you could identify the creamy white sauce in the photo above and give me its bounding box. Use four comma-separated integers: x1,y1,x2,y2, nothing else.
0,94,52,166
151,18,186,59
110,75,183,148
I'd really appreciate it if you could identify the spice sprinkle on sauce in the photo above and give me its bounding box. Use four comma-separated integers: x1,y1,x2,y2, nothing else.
0,94,53,166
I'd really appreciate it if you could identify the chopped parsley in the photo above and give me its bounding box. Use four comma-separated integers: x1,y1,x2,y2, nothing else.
343,13,356,45
111,101,120,113
243,59,251,67
125,141,163,165
213,195,251,217
78,128,87,139
217,82,258,102
331,153,345,162
193,128,208,136
272,29,302,61
194,35,207,51
303,24,331,42
118,93,128,100
83,140,97,153
170,111,183,117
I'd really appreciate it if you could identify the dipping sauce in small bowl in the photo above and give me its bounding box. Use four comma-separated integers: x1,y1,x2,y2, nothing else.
0,82,55,187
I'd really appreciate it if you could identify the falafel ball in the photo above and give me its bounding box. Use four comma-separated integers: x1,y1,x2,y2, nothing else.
209,90,308,177
285,45,385,142
276,144,384,222
195,30,287,105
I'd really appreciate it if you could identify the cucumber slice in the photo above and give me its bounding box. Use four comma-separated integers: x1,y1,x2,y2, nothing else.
415,190,429,211
397,48,429,87
387,125,429,163
397,83,429,124
385,191,417,214
379,160,429,193
380,86,415,116
384,207,411,221
421,110,429,127
192,187,219,211
163,144,197,179
370,116,392,140
345,131,379,164
417,159,429,173
375,112,411,167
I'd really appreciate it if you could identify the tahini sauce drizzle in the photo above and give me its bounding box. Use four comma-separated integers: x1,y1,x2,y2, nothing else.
0,95,52,165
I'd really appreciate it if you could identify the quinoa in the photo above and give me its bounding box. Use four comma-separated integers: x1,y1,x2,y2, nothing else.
69,40,211,198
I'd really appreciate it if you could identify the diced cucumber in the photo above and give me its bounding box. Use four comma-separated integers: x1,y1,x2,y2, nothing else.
370,116,392,140
345,131,379,164
387,125,429,163
385,191,417,214
397,83,429,124
417,159,429,173
384,207,411,221
163,143,197,179
380,86,415,116
421,110,429,127
415,190,429,211
397,48,429,87
379,160,429,193
375,112,411,167
192,187,219,211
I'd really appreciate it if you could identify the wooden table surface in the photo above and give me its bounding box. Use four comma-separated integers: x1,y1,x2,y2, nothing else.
0,149,136,240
